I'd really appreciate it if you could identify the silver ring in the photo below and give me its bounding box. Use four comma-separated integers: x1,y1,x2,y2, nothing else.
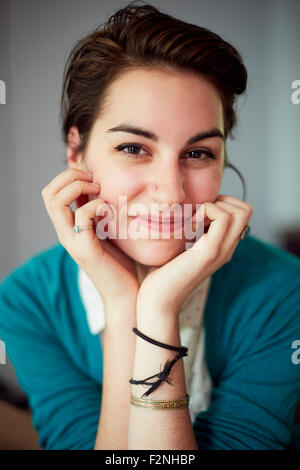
73,225,93,233
240,224,250,240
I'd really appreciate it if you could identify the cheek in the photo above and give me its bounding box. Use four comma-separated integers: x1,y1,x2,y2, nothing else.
91,168,141,226
99,168,140,205
187,167,222,203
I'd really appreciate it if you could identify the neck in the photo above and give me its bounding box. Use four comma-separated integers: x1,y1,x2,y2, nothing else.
134,261,153,285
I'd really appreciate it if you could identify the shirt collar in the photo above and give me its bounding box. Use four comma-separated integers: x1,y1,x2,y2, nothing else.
78,267,211,335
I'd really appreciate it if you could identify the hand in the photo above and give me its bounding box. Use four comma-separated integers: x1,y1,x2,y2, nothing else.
41,168,140,312
136,194,254,317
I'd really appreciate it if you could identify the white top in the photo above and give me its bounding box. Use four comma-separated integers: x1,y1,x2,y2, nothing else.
78,267,213,423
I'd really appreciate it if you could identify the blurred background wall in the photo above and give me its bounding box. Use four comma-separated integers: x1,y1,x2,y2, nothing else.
0,0,299,415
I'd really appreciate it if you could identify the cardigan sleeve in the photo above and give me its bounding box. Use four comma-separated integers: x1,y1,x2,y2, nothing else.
193,278,300,450
0,264,101,450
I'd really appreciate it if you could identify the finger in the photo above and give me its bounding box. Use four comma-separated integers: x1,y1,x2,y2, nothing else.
60,197,112,249
214,200,248,255
71,199,114,271
74,198,113,239
41,168,94,201
49,181,101,243
216,194,254,214
53,180,100,209
192,202,230,254
215,199,252,228
73,199,116,272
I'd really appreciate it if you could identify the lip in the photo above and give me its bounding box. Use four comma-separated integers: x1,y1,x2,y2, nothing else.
127,214,211,234
129,216,186,233
135,215,188,223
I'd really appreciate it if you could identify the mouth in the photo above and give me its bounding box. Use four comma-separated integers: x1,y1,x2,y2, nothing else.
129,215,186,233
128,214,211,234
136,215,187,223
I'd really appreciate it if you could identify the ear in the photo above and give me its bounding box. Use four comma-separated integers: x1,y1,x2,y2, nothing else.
66,126,85,170
66,126,91,210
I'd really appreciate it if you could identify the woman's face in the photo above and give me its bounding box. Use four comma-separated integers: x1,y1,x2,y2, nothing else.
68,68,225,266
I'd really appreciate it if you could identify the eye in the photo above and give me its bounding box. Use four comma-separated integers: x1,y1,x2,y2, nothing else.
114,143,216,160
114,143,148,158
183,149,216,160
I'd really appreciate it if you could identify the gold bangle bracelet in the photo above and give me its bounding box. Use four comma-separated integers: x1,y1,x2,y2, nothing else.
130,393,190,410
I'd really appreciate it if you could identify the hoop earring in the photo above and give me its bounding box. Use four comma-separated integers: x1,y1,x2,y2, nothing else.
224,162,247,201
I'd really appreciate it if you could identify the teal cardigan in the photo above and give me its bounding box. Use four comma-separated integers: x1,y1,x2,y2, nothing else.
0,234,300,450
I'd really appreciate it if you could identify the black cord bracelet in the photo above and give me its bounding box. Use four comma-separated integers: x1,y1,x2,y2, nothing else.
129,327,188,398
132,327,188,354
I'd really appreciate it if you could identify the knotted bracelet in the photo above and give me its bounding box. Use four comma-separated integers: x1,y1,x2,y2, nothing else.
129,327,188,398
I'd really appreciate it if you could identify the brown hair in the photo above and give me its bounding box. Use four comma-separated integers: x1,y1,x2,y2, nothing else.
60,0,247,176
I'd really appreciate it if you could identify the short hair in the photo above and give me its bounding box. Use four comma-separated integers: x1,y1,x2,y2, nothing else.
60,0,247,170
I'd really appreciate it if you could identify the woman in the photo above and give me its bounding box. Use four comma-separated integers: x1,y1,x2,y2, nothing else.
0,2,300,450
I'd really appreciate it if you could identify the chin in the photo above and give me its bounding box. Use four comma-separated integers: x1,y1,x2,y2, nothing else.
113,237,187,266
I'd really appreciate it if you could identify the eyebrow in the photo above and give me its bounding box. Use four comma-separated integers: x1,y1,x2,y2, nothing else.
106,124,224,145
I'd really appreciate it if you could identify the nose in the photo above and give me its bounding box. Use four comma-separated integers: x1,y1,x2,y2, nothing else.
149,160,185,207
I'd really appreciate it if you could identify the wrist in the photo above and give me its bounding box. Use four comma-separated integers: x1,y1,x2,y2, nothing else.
136,305,180,344
104,298,137,332
137,298,180,323
136,285,182,320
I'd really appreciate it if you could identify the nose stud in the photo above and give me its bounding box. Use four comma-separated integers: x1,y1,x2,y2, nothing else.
153,184,159,190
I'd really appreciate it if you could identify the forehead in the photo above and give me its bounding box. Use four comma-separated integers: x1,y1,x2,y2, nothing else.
94,67,224,139
108,67,221,113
